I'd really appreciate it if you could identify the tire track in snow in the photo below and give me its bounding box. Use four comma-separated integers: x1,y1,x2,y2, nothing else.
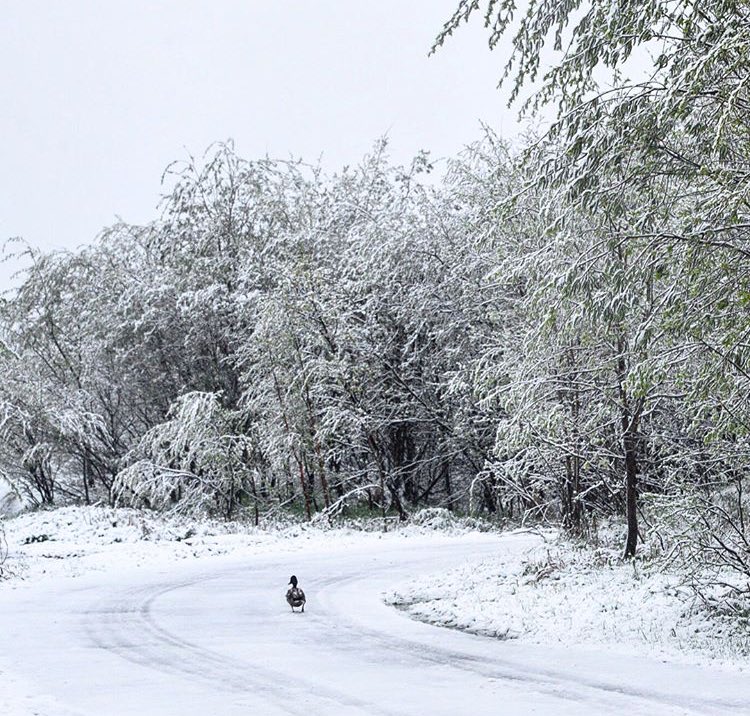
85,572,403,716
313,567,750,716
83,538,750,716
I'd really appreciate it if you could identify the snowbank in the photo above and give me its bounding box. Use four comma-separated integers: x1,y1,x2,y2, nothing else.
385,537,750,669
0,505,488,584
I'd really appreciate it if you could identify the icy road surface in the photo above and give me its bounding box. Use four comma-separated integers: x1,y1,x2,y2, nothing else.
1,532,749,715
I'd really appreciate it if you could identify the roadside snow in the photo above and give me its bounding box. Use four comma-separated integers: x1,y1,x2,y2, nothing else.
0,505,486,585
3,505,269,582
385,537,750,670
7,527,735,716
4,505,749,674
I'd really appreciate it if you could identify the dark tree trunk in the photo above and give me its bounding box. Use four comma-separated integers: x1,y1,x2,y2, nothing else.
443,462,453,511
622,425,639,558
250,473,260,527
388,480,408,521
299,461,311,520
82,455,91,505
615,332,641,558
313,438,331,509
482,480,497,513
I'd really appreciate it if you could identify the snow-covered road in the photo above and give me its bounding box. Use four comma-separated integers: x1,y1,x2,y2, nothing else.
1,531,749,715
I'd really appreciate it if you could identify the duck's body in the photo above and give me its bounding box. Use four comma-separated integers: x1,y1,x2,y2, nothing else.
286,575,306,612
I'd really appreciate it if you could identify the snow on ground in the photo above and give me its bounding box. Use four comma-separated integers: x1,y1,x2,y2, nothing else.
385,531,750,670
0,504,487,584
2,504,749,677
2,507,750,714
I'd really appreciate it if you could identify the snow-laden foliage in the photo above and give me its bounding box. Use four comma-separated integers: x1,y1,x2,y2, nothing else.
114,392,254,518
4,111,750,587
432,0,750,575
3,0,750,650
0,142,506,524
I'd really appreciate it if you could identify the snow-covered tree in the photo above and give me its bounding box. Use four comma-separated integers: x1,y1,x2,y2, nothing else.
114,391,254,517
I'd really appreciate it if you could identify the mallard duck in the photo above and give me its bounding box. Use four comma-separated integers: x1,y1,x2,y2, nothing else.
286,575,306,612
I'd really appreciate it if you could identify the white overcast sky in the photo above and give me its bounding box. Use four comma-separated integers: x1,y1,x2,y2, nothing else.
1,1,522,288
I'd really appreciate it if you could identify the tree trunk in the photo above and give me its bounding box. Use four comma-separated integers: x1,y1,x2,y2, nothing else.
388,480,408,521
250,472,260,527
298,461,311,520
622,425,639,558
482,480,497,513
313,438,331,509
616,334,641,558
443,462,453,511
82,455,91,505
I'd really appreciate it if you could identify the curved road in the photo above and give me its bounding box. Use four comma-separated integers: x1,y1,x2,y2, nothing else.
1,533,749,715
